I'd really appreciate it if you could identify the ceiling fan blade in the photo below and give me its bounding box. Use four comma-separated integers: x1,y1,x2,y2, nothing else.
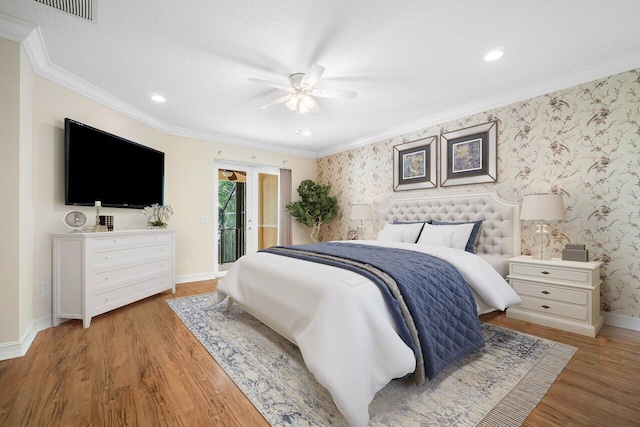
301,64,325,88
259,95,292,109
247,78,295,92
310,88,357,99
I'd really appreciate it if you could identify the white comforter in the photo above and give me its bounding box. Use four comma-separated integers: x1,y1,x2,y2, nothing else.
213,241,520,427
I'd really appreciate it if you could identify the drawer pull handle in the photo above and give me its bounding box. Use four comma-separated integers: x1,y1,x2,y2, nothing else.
541,271,551,275
541,305,550,309
105,256,109,260
105,277,109,280
541,290,550,295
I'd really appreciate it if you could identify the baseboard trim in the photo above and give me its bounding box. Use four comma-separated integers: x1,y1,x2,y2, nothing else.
175,272,218,284
603,312,640,332
0,315,52,361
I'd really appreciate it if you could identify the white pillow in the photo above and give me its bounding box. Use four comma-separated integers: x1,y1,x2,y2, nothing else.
381,222,424,243
416,231,454,247
417,223,475,251
377,229,405,242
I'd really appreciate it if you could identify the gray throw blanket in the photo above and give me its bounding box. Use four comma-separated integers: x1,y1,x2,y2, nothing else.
261,242,485,383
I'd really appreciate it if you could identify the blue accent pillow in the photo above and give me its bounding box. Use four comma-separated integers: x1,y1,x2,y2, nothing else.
431,220,482,253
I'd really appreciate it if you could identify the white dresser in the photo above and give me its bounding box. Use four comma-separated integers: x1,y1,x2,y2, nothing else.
52,229,176,328
506,256,603,337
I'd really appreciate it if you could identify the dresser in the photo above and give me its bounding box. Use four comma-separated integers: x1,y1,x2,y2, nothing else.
506,255,603,337
52,229,176,328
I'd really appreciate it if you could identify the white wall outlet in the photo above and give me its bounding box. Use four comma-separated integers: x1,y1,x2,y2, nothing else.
200,216,208,224
39,281,51,295
191,254,197,262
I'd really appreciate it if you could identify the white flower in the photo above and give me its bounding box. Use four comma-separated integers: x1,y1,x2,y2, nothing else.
143,204,174,226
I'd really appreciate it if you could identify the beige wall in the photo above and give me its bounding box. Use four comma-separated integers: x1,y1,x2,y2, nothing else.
0,38,22,342
0,34,317,349
318,68,640,319
26,71,316,321
164,135,315,278
19,44,35,335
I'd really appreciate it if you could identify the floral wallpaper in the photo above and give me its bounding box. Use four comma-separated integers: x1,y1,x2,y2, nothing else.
317,69,640,318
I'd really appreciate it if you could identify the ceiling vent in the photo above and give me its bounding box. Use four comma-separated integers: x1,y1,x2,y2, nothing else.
34,0,94,21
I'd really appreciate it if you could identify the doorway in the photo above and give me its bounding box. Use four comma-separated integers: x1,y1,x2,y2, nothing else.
215,162,280,275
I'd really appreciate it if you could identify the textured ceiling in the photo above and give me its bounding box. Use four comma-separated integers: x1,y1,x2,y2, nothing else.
1,1,640,157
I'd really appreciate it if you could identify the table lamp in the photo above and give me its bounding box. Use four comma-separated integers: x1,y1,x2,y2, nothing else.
520,194,565,260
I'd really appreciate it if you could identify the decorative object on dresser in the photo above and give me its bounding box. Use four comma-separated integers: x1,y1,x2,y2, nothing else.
143,203,174,228
507,255,603,337
562,243,589,262
63,210,87,232
520,194,565,260
99,215,114,231
439,120,497,187
347,229,359,240
393,136,437,191
51,229,176,328
350,203,373,239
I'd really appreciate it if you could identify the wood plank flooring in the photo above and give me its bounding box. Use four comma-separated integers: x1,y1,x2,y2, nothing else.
1,280,639,426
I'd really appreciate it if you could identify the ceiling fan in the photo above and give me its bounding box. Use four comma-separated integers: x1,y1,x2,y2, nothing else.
247,64,357,115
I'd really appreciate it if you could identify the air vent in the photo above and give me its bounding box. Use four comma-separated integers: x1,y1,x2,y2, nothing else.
34,0,93,21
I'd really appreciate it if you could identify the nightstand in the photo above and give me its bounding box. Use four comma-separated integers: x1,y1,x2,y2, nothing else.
506,256,603,337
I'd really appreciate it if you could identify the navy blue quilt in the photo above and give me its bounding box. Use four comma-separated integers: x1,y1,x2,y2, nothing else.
261,242,485,380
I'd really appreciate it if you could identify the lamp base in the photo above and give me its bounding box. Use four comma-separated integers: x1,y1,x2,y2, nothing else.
531,223,551,260
357,221,366,239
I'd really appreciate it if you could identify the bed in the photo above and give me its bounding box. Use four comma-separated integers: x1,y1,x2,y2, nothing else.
212,193,521,426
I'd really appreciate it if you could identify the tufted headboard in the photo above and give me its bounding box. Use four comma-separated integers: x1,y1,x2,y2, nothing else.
379,193,520,258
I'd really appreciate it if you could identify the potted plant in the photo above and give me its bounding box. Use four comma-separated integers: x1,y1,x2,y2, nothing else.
143,203,174,228
286,180,339,243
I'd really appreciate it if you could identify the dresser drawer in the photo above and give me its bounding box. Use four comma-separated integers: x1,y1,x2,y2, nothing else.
511,280,588,305
138,233,172,244
92,274,172,314
91,258,171,291
511,263,589,284
90,244,171,268
519,295,588,321
91,234,138,249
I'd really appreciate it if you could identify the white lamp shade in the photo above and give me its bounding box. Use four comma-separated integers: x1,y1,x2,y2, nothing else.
520,194,565,221
351,204,373,221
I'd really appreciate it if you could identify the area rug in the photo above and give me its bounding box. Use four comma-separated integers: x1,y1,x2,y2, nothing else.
167,293,577,426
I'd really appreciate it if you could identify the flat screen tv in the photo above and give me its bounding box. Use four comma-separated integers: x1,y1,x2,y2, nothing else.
65,118,165,209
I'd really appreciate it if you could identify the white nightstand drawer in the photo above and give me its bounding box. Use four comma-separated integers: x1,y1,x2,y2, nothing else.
511,263,589,284
519,295,588,321
511,280,588,305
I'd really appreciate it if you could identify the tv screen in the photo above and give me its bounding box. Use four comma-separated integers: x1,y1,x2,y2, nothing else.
65,118,165,209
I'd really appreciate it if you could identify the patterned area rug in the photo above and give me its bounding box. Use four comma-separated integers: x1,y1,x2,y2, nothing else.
167,293,576,426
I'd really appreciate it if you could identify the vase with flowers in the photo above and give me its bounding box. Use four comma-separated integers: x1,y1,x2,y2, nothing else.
143,203,174,228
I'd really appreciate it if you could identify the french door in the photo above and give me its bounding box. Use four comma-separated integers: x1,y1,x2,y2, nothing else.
215,162,279,275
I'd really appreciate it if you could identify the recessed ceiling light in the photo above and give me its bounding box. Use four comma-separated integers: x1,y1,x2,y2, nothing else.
151,94,166,103
484,49,504,61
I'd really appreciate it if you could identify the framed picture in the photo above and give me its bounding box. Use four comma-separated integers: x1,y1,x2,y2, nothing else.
393,135,437,191
347,229,359,240
440,121,497,187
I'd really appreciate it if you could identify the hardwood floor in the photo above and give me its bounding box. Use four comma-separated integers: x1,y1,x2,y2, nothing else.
1,280,639,426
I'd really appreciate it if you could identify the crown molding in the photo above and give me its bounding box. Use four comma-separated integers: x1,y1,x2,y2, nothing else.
316,50,640,158
3,13,640,160
167,126,317,158
1,13,315,158
0,13,36,42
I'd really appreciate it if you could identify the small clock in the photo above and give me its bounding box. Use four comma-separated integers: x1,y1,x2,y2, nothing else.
63,210,87,232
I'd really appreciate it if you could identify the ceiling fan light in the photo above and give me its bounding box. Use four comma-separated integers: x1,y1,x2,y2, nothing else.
286,97,298,111
302,95,314,109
